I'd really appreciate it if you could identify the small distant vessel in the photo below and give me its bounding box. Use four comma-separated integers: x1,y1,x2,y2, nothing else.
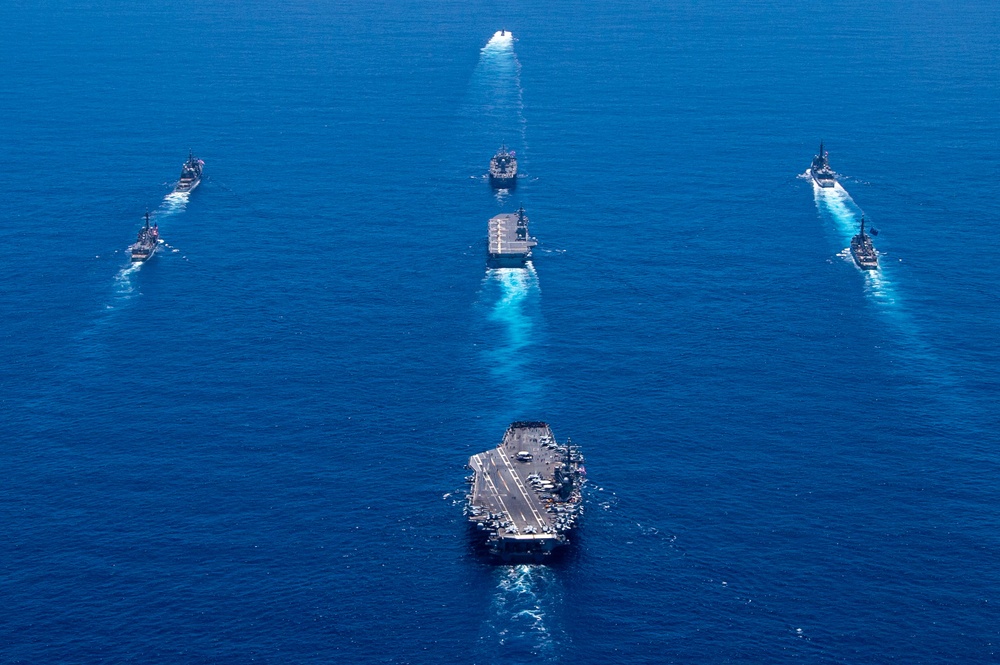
850,216,878,270
129,211,159,263
174,151,204,193
488,206,537,267
489,144,518,189
810,141,836,188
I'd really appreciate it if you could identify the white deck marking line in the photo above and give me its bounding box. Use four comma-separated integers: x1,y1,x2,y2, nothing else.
474,454,513,521
497,448,547,528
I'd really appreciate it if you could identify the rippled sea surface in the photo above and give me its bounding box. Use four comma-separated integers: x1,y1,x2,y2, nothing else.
2,1,998,662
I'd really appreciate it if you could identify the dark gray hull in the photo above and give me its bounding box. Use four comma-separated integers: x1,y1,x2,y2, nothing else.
487,253,531,268
489,174,517,189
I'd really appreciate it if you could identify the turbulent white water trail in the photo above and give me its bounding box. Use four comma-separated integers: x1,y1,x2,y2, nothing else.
480,265,543,413
478,31,527,148
811,179,901,306
810,176,960,389
460,31,527,185
468,32,560,657
107,189,188,305
475,565,565,664
161,190,189,214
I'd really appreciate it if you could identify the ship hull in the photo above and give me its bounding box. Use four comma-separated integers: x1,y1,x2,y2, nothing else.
489,174,517,190
811,171,836,188
130,247,156,263
850,250,878,270
850,238,878,270
174,178,201,194
487,253,531,268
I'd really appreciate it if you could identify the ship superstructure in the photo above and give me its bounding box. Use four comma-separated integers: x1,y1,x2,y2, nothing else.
850,215,878,270
174,151,204,193
489,144,518,189
466,422,585,562
129,211,159,262
810,141,837,188
488,206,537,267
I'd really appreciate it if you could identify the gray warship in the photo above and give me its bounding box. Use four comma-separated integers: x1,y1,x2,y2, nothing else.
488,206,537,267
129,211,159,262
850,215,878,270
811,141,836,188
489,144,517,189
174,151,204,193
466,422,585,562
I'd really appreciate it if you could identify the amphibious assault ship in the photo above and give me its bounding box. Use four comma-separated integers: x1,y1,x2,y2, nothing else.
810,141,836,188
850,215,878,270
174,151,204,193
489,144,517,189
488,206,537,267
129,211,159,262
466,422,585,562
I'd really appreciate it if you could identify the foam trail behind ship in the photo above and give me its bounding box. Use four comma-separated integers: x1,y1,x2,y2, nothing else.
463,31,564,658
812,180,899,304
106,187,189,308
457,31,527,184
811,178,958,390
474,565,566,665
472,269,560,658
478,264,545,416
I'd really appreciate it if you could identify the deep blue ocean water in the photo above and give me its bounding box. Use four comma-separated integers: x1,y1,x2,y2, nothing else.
2,0,999,662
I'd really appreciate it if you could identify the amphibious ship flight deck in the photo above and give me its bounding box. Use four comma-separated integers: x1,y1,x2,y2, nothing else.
488,206,537,267
467,422,584,561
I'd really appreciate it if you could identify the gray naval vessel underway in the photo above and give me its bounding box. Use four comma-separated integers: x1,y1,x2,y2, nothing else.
174,151,204,193
488,206,537,267
811,141,837,188
850,215,878,270
466,422,585,562
129,211,159,262
489,144,517,189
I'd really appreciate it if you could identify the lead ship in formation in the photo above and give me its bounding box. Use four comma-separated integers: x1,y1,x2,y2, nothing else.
488,206,537,267
129,211,159,262
174,151,204,193
810,141,837,188
466,422,585,562
850,215,878,270
489,144,517,189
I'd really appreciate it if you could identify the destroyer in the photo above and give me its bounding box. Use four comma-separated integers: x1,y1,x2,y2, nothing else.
810,141,836,188
850,215,878,270
466,422,585,562
129,211,159,262
489,144,517,189
488,206,537,267
174,151,204,193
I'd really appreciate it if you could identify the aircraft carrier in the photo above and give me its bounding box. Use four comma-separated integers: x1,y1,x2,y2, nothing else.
488,206,537,267
466,422,585,562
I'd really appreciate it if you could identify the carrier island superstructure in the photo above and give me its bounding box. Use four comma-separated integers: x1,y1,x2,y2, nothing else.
466,422,585,562
488,206,537,267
